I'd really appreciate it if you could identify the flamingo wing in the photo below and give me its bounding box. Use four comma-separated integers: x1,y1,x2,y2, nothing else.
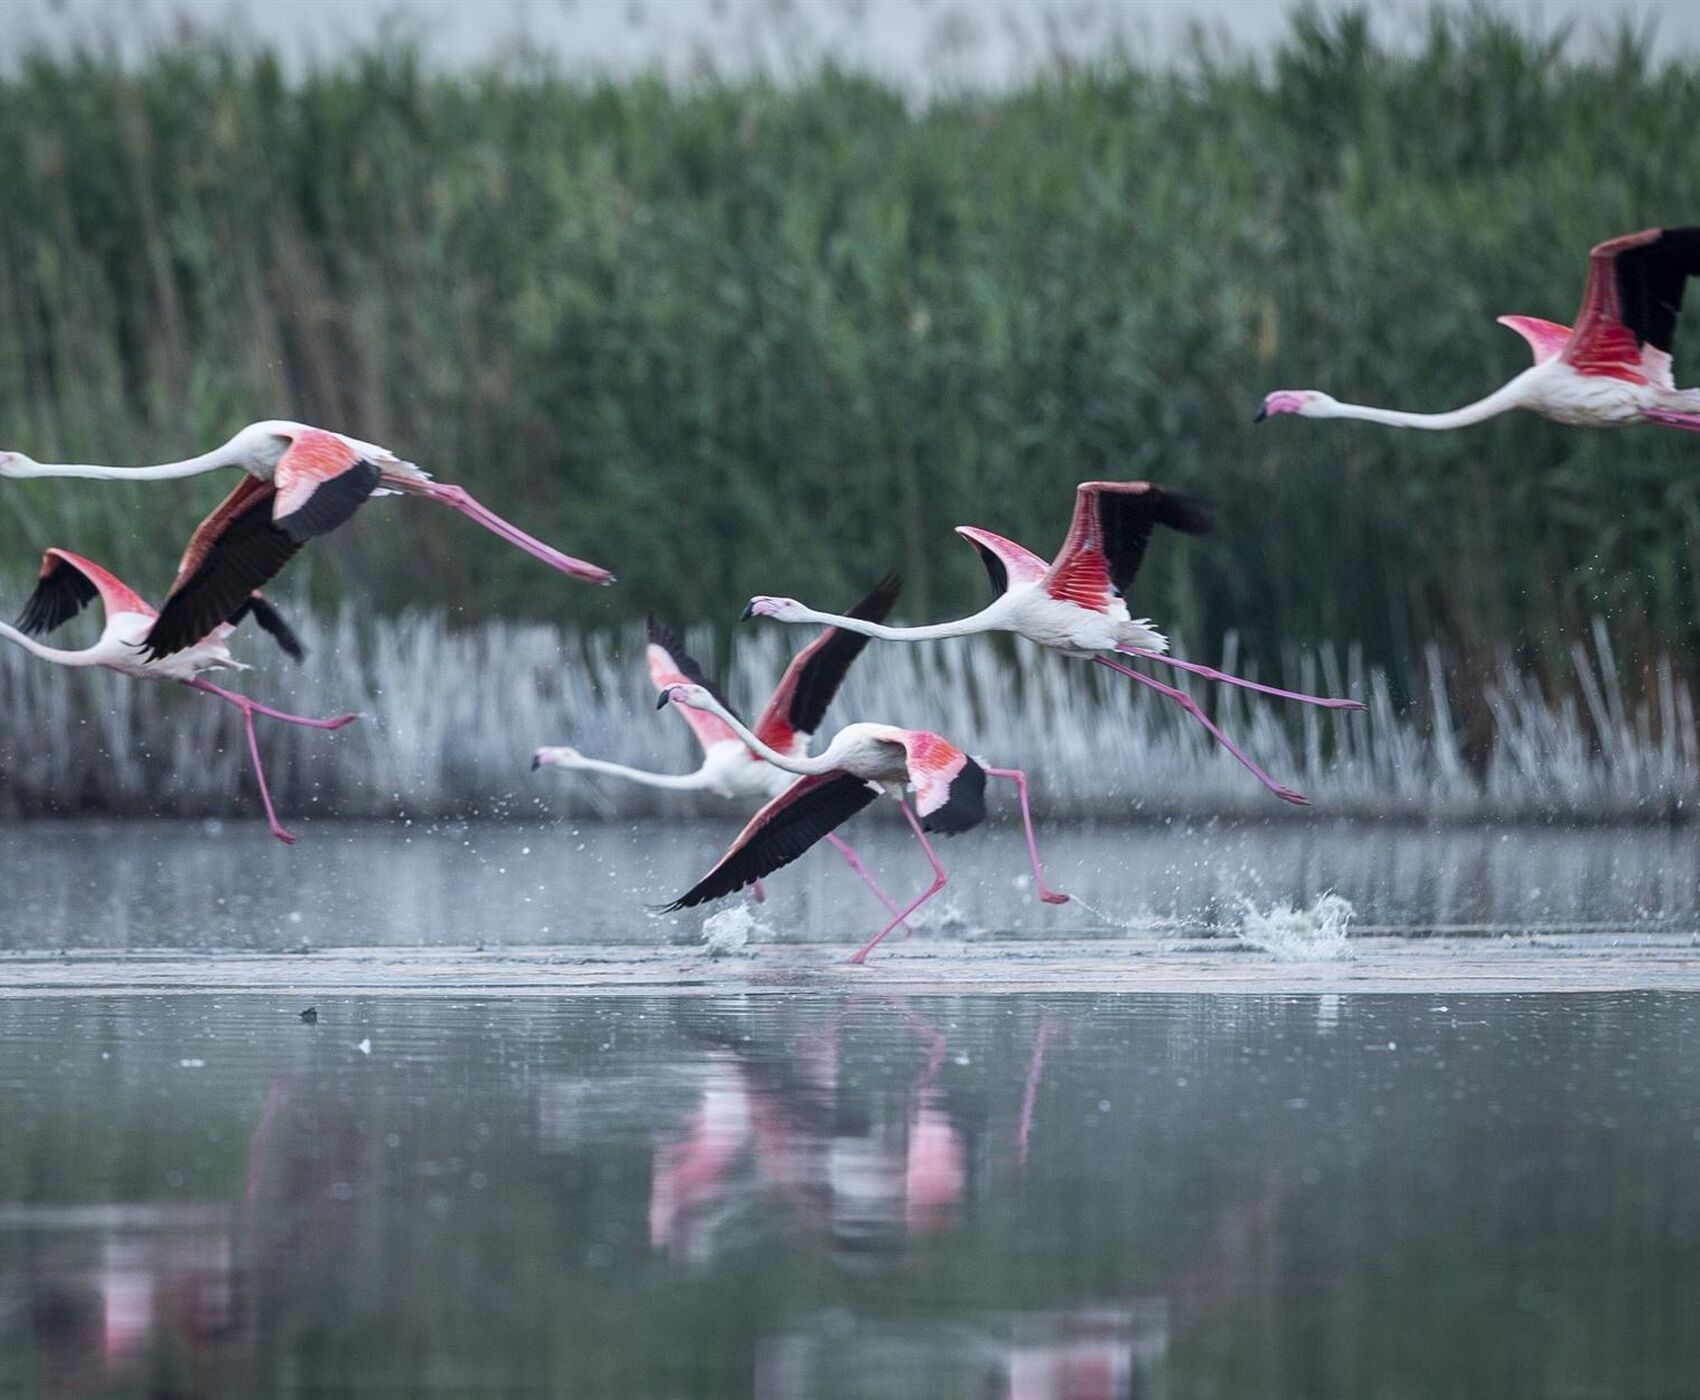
1564,226,1700,382
955,527,1047,597
270,428,385,541
225,595,306,662
888,729,986,834
663,772,880,910
646,618,741,752
16,548,153,635
1041,481,1212,607
753,572,901,754
142,479,303,660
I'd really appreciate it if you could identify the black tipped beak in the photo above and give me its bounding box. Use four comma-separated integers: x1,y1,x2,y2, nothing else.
655,691,671,710
1253,406,1268,423
529,754,542,771
739,602,755,621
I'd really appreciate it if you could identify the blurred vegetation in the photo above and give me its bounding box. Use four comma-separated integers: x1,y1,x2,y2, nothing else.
2,10,1699,697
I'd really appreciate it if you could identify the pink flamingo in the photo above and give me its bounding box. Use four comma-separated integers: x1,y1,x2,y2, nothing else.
535,576,912,920
1,548,357,844
656,681,1067,964
0,421,613,659
1258,226,1700,432
743,481,1360,806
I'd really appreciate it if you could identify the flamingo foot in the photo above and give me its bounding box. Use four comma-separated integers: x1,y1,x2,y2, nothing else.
1642,408,1700,435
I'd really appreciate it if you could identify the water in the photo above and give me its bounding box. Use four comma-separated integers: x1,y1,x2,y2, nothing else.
5,822,1700,1395
0,991,1696,1397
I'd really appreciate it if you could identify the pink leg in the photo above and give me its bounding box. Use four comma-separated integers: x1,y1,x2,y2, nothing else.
980,767,1069,904
420,481,615,584
188,679,358,730
823,832,913,933
848,802,947,966
1016,1016,1057,1168
1642,408,1700,435
232,692,295,844
1095,656,1308,806
751,879,767,904
1117,647,1364,711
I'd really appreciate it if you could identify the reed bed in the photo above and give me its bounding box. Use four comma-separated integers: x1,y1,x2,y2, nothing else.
2,12,1700,716
0,611,1691,823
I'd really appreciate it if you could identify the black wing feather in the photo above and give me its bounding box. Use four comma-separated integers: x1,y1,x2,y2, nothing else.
664,774,880,910
785,571,902,738
275,460,383,542
143,493,304,661
1613,227,1700,356
1102,487,1213,598
921,755,987,835
968,540,1009,597
227,595,307,662
16,566,98,637
646,616,741,721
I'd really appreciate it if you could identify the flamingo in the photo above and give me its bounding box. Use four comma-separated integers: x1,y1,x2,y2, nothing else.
533,577,913,920
655,681,1068,965
742,481,1362,806
1257,226,1700,432
0,420,613,660
0,547,357,844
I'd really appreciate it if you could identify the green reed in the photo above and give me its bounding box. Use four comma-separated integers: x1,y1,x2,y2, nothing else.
1,10,1698,708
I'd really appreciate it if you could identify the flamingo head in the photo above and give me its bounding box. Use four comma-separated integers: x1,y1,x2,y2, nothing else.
0,451,41,478
656,682,715,712
1254,390,1336,422
740,596,805,621
531,745,582,771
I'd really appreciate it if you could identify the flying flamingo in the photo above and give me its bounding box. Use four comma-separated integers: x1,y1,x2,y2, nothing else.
1257,226,1700,432
533,577,913,920
0,547,357,844
741,481,1362,806
0,420,613,660
655,681,1068,965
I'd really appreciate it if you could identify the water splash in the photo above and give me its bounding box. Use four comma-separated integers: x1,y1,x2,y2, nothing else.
700,906,764,957
1237,893,1355,961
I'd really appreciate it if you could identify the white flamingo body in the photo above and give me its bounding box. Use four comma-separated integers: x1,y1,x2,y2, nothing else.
0,548,355,843
745,481,1361,806
1258,227,1700,434
658,683,1068,965
0,419,611,661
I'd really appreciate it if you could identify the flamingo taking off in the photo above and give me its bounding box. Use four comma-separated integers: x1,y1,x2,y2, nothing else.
0,547,357,844
533,576,912,919
742,482,1361,806
656,681,1068,965
1257,226,1700,432
0,421,613,660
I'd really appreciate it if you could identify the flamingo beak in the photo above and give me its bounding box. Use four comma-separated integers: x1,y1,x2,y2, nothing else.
739,602,755,621
655,688,675,710
530,753,543,771
1253,404,1268,423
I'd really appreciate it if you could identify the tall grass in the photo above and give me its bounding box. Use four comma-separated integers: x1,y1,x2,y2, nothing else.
0,610,1691,822
1,11,1699,706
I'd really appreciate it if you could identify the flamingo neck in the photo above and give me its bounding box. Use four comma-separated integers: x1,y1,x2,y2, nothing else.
780,606,995,643
684,697,830,776
558,755,714,791
0,622,94,666
1310,377,1529,430
7,447,233,482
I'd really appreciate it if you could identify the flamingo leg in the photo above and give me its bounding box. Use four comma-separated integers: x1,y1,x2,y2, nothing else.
750,879,767,904
188,679,358,730
980,767,1069,904
217,689,296,844
823,832,913,933
1116,647,1364,711
1094,656,1308,806
1642,408,1700,435
419,481,614,584
1016,1016,1058,1168
848,802,946,966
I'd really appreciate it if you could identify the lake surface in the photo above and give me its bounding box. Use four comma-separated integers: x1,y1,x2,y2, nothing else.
0,991,1696,1398
3,820,1699,1397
